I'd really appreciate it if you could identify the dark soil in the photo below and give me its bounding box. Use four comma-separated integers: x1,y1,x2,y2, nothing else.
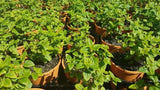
112,52,145,71
103,34,122,46
35,56,59,73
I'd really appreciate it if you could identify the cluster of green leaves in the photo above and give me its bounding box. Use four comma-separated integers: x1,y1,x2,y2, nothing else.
0,55,42,90
78,0,160,89
65,32,120,90
117,2,160,89
0,0,69,89
0,0,160,90
62,0,93,33
86,0,131,34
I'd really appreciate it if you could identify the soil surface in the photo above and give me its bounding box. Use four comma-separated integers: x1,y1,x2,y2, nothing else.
112,52,145,71
103,34,122,46
35,56,59,73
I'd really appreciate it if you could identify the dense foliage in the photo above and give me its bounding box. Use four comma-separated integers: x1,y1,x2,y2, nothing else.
0,0,159,90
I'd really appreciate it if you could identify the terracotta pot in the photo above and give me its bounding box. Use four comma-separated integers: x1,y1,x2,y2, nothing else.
29,88,44,90
90,18,106,35
17,45,25,56
94,22,106,35
61,58,83,84
111,82,148,90
110,61,144,82
17,45,63,86
31,58,61,86
156,68,160,74
101,33,129,53
66,24,79,31
88,35,95,44
67,44,73,50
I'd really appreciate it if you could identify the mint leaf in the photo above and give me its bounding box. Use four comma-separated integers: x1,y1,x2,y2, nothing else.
23,60,35,68
31,73,39,81
3,78,12,88
83,72,91,81
75,84,84,90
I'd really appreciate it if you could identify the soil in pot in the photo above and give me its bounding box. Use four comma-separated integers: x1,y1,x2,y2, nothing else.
102,34,122,46
33,56,59,73
112,52,145,71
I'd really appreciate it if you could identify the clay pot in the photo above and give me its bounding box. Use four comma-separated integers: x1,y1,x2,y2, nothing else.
17,45,62,86
156,68,160,74
31,59,61,86
61,58,78,83
90,18,107,35
29,88,44,90
110,61,144,82
67,44,73,50
31,45,63,86
17,45,25,56
110,82,148,90
66,24,79,31
94,22,106,35
101,33,129,53
88,35,95,44
61,58,83,84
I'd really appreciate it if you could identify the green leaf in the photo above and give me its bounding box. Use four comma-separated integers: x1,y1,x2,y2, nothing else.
73,51,79,56
33,67,42,76
83,72,91,81
80,47,88,54
129,84,138,89
18,78,29,86
5,71,17,78
149,76,159,83
22,51,27,60
4,56,11,66
31,73,39,81
75,62,84,69
139,66,148,73
44,54,51,61
0,69,6,76
9,46,18,55
3,78,12,88
104,57,110,65
75,84,84,90
68,63,74,70
101,87,105,90
66,54,72,61
149,85,160,90
23,60,35,68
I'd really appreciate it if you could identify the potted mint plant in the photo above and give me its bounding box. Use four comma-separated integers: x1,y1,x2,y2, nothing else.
0,55,42,90
110,2,160,89
0,0,67,86
62,31,120,89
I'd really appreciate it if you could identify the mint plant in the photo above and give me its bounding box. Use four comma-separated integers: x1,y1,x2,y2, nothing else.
63,0,92,33
0,0,67,63
0,55,42,90
90,1,131,34
117,2,160,89
65,32,120,90
0,1,68,89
